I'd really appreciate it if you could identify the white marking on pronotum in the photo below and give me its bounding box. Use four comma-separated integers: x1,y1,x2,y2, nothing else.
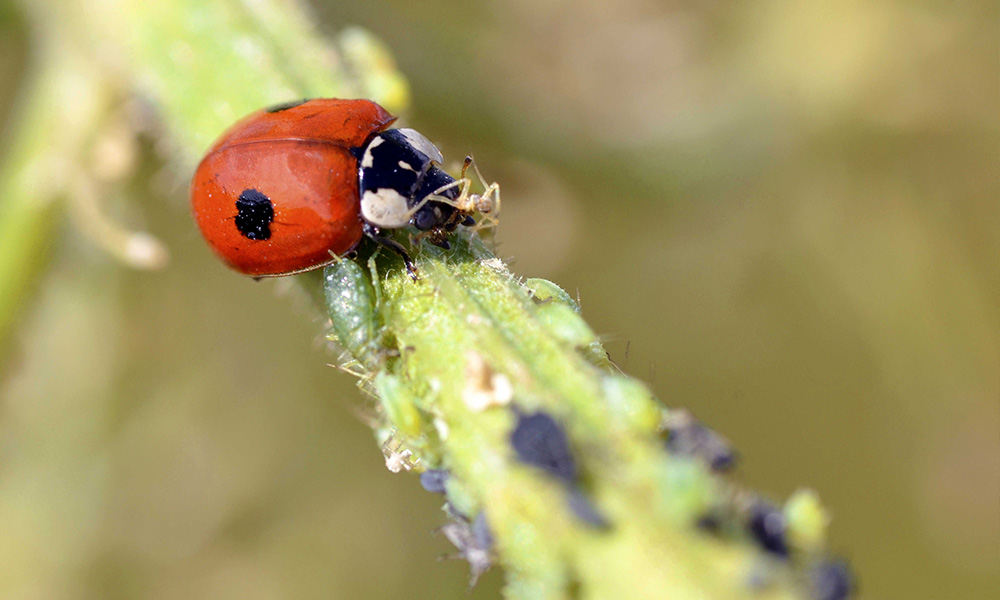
397,128,444,164
360,135,384,168
398,160,416,172
361,188,410,228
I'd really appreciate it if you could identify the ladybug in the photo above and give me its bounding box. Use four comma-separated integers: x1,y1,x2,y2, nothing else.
191,98,489,278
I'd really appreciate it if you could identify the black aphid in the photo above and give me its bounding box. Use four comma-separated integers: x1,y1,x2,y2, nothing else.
747,501,789,558
810,558,854,600
419,469,449,494
566,488,610,529
664,409,738,472
509,411,577,483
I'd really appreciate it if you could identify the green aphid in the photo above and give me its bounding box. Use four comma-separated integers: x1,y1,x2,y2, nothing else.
324,259,381,370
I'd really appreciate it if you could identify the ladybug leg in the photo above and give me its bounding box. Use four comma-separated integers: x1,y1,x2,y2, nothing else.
363,223,419,281
410,227,453,250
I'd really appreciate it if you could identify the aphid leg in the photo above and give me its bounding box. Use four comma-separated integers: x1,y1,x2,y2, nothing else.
472,182,501,233
363,223,418,281
403,177,473,219
404,177,474,247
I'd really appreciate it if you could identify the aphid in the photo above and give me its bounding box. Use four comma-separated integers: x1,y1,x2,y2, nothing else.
420,156,501,234
566,488,610,529
323,259,379,368
747,500,790,558
663,409,738,472
420,469,449,494
809,558,854,600
509,411,577,483
440,512,494,586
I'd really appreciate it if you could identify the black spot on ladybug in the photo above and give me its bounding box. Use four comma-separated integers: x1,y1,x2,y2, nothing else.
235,189,274,241
265,98,309,113
747,501,789,557
809,558,854,600
510,411,577,483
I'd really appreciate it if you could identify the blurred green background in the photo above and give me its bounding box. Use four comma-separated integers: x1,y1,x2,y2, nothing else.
0,1,997,598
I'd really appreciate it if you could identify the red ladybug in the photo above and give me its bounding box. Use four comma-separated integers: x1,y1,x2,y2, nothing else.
191,98,472,277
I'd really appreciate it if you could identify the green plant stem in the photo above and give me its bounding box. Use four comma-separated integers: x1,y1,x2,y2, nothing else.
325,234,819,600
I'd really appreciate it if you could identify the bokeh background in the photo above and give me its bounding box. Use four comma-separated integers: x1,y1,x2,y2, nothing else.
0,1,997,598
